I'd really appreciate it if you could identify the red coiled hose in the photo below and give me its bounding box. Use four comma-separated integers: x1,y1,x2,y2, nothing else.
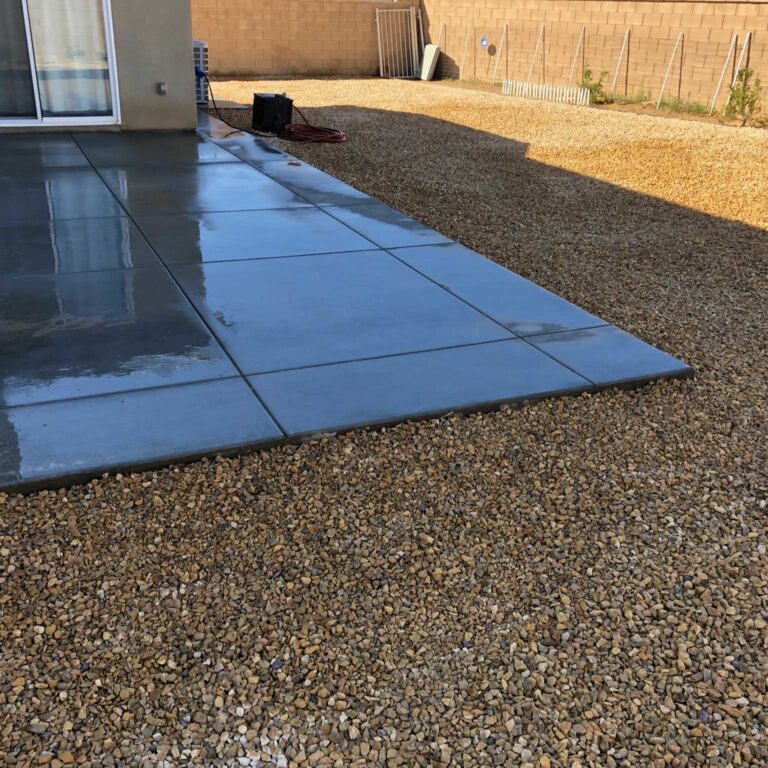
204,74,346,144
279,105,347,143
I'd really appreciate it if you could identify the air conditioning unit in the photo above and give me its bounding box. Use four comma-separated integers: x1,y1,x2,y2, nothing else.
193,40,209,105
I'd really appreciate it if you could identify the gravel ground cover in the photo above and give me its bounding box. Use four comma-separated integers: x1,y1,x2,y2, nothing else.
1,79,767,767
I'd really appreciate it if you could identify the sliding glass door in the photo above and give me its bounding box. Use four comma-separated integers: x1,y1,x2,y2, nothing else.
0,0,119,126
0,0,36,117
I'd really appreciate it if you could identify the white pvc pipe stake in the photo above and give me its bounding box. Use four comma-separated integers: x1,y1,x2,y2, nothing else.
460,25,470,80
709,34,738,113
732,30,752,86
611,29,630,96
567,27,585,87
527,25,545,84
657,32,683,108
491,23,508,85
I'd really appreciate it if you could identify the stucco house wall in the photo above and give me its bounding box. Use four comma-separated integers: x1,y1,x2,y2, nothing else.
112,0,197,130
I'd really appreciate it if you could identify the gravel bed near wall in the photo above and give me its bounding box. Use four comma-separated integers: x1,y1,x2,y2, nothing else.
1,79,767,767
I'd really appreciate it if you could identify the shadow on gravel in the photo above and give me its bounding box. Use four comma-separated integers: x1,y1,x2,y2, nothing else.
216,104,766,374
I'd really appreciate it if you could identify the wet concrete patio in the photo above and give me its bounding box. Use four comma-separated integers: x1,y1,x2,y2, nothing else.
0,115,691,491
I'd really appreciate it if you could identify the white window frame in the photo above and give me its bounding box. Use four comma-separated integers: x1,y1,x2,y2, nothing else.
0,0,121,128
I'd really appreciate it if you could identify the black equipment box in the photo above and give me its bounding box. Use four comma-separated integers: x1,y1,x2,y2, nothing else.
252,92,293,134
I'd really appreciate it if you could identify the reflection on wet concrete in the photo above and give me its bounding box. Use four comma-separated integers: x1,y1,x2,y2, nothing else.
252,160,376,206
170,250,514,373
0,409,22,488
99,163,312,216
529,325,691,386
135,207,374,264
0,167,123,224
73,132,241,167
0,269,236,406
0,133,89,171
0,217,159,275
391,242,606,336
324,201,453,248
0,378,282,492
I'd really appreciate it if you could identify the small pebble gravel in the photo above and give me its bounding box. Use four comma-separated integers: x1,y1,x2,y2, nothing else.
1,79,766,766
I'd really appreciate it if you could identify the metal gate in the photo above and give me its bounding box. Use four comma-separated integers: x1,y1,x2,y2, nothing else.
375,7,424,79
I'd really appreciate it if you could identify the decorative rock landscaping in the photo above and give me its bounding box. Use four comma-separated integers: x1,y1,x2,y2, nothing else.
1,79,766,766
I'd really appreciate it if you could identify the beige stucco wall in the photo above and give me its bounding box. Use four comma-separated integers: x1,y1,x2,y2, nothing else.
112,0,197,130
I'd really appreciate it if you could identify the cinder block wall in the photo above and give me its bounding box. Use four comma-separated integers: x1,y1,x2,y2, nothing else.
419,1,768,107
191,0,418,76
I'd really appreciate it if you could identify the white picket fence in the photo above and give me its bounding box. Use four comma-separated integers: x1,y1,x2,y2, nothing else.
502,80,591,106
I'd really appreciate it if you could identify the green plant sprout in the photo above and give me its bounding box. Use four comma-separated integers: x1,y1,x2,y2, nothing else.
581,68,611,105
725,67,763,127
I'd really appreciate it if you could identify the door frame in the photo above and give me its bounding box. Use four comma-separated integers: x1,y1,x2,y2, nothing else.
1,0,121,128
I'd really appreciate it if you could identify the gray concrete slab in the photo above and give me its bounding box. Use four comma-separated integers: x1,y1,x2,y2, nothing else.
0,118,692,491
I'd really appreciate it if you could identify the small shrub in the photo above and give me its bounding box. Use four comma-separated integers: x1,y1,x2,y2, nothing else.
725,67,763,127
581,68,611,105
658,97,709,115
614,91,651,105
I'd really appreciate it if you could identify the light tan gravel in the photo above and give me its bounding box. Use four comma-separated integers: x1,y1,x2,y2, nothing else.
1,79,767,767
212,77,768,229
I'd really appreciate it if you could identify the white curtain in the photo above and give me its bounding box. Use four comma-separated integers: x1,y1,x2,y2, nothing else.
27,0,112,117
0,0,37,117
